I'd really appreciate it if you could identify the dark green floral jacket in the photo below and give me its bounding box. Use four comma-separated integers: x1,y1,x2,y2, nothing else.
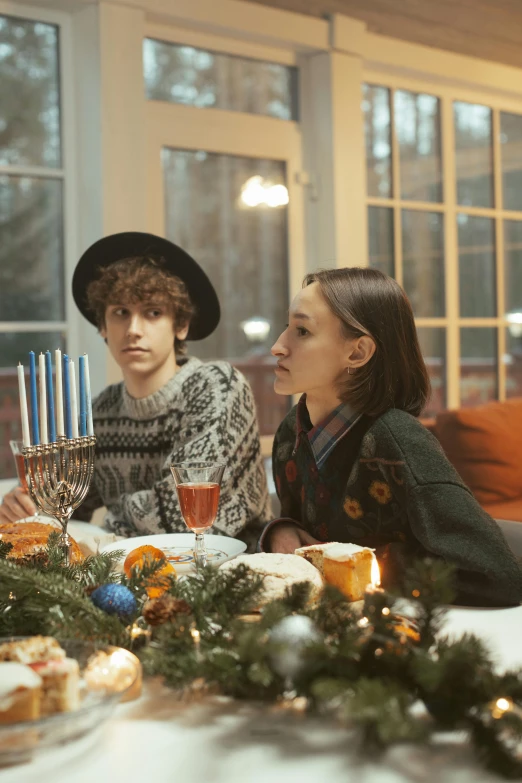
261,405,522,607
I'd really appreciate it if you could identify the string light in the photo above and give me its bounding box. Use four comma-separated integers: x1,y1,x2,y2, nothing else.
190,623,202,661
490,697,522,720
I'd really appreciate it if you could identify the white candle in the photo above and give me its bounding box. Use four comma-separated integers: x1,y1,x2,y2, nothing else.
84,354,94,436
69,359,79,438
17,363,31,447
38,353,48,444
55,348,64,437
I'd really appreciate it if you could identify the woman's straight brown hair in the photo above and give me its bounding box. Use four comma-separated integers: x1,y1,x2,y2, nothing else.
304,267,430,418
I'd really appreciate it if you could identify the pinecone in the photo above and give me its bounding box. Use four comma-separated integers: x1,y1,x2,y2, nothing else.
142,594,192,626
84,582,102,597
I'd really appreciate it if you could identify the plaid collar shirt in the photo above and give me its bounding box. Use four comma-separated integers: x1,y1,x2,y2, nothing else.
294,394,362,469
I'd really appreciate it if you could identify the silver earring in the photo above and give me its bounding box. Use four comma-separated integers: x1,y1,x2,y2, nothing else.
347,366,354,376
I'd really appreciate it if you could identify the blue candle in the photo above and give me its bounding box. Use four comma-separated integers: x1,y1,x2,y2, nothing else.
45,350,56,443
28,351,40,445
78,355,87,436
63,354,72,439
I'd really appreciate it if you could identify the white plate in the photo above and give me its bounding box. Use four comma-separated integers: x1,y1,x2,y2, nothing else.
100,532,247,574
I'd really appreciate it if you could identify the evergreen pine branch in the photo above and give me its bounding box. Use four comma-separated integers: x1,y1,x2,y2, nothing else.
0,540,13,559
412,634,497,726
0,559,128,644
339,677,428,748
0,551,518,779
495,670,522,702
66,550,125,590
403,559,456,648
468,712,522,780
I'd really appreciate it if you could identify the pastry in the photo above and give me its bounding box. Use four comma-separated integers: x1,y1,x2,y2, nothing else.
0,521,83,564
0,663,42,724
220,553,324,605
0,637,79,716
0,636,65,665
322,543,376,602
295,541,340,574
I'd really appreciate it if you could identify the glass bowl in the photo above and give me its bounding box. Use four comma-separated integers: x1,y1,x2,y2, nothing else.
0,637,141,767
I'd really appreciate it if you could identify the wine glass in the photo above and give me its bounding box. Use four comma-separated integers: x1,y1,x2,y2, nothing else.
170,461,225,571
9,440,40,523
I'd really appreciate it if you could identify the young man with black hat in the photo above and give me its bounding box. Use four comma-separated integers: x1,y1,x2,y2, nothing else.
0,233,271,546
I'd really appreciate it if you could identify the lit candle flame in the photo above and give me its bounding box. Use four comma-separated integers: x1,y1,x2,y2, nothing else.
371,555,381,587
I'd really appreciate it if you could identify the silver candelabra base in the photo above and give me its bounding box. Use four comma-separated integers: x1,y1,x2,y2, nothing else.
22,435,96,563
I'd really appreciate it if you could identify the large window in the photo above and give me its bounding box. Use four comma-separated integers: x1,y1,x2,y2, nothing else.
145,36,302,438
143,39,298,121
364,83,522,416
0,14,66,478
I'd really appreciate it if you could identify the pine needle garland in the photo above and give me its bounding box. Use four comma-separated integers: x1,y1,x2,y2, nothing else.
0,540,521,778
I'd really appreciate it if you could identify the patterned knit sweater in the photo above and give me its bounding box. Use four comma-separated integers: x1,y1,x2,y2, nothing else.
264,404,522,607
77,357,271,545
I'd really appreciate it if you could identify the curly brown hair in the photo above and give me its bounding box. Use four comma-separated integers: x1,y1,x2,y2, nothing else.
85,257,196,355
304,267,430,418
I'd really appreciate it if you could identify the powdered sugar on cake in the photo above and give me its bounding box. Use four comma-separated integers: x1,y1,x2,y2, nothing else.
323,543,374,561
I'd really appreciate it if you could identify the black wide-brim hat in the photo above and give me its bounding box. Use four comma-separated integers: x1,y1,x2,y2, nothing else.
72,232,220,341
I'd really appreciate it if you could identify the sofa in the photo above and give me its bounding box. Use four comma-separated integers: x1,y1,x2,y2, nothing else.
424,396,522,523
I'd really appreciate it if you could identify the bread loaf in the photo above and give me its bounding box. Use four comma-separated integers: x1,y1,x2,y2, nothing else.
0,521,83,564
220,553,324,605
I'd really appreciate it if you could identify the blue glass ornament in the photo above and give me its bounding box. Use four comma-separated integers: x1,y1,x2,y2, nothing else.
91,583,137,617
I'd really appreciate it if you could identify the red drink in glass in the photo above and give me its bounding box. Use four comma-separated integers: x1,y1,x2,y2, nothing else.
176,482,220,534
14,453,29,492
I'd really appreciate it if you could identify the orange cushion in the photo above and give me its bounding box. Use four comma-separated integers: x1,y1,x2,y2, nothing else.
435,397,522,505
483,497,522,524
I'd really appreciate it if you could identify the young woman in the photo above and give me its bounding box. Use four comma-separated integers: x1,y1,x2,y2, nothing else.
261,267,521,607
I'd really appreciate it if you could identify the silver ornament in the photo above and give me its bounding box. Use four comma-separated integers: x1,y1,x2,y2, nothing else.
269,615,321,682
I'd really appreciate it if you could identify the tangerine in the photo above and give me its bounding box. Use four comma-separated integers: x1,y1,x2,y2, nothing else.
123,544,176,598
145,560,177,598
123,545,167,577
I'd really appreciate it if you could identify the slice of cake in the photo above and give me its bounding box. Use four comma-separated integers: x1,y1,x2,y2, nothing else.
30,658,80,716
323,543,376,602
295,542,340,575
0,635,65,665
0,637,79,715
0,663,42,724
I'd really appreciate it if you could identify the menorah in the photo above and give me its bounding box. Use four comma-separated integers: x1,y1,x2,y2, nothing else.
22,435,96,563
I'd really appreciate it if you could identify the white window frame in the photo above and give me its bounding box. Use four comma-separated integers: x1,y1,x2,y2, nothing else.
0,1,80,360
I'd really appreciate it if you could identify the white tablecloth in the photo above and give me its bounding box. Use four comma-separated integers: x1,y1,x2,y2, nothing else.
2,604,521,783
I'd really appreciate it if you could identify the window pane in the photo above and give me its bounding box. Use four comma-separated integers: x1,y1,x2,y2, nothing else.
144,39,297,121
162,149,290,435
454,102,493,208
460,328,497,407
458,215,496,317
417,327,446,417
0,15,61,167
0,331,65,479
362,84,392,198
500,111,522,211
0,176,65,321
506,327,522,399
395,90,442,202
368,207,394,277
504,220,522,316
402,210,445,317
